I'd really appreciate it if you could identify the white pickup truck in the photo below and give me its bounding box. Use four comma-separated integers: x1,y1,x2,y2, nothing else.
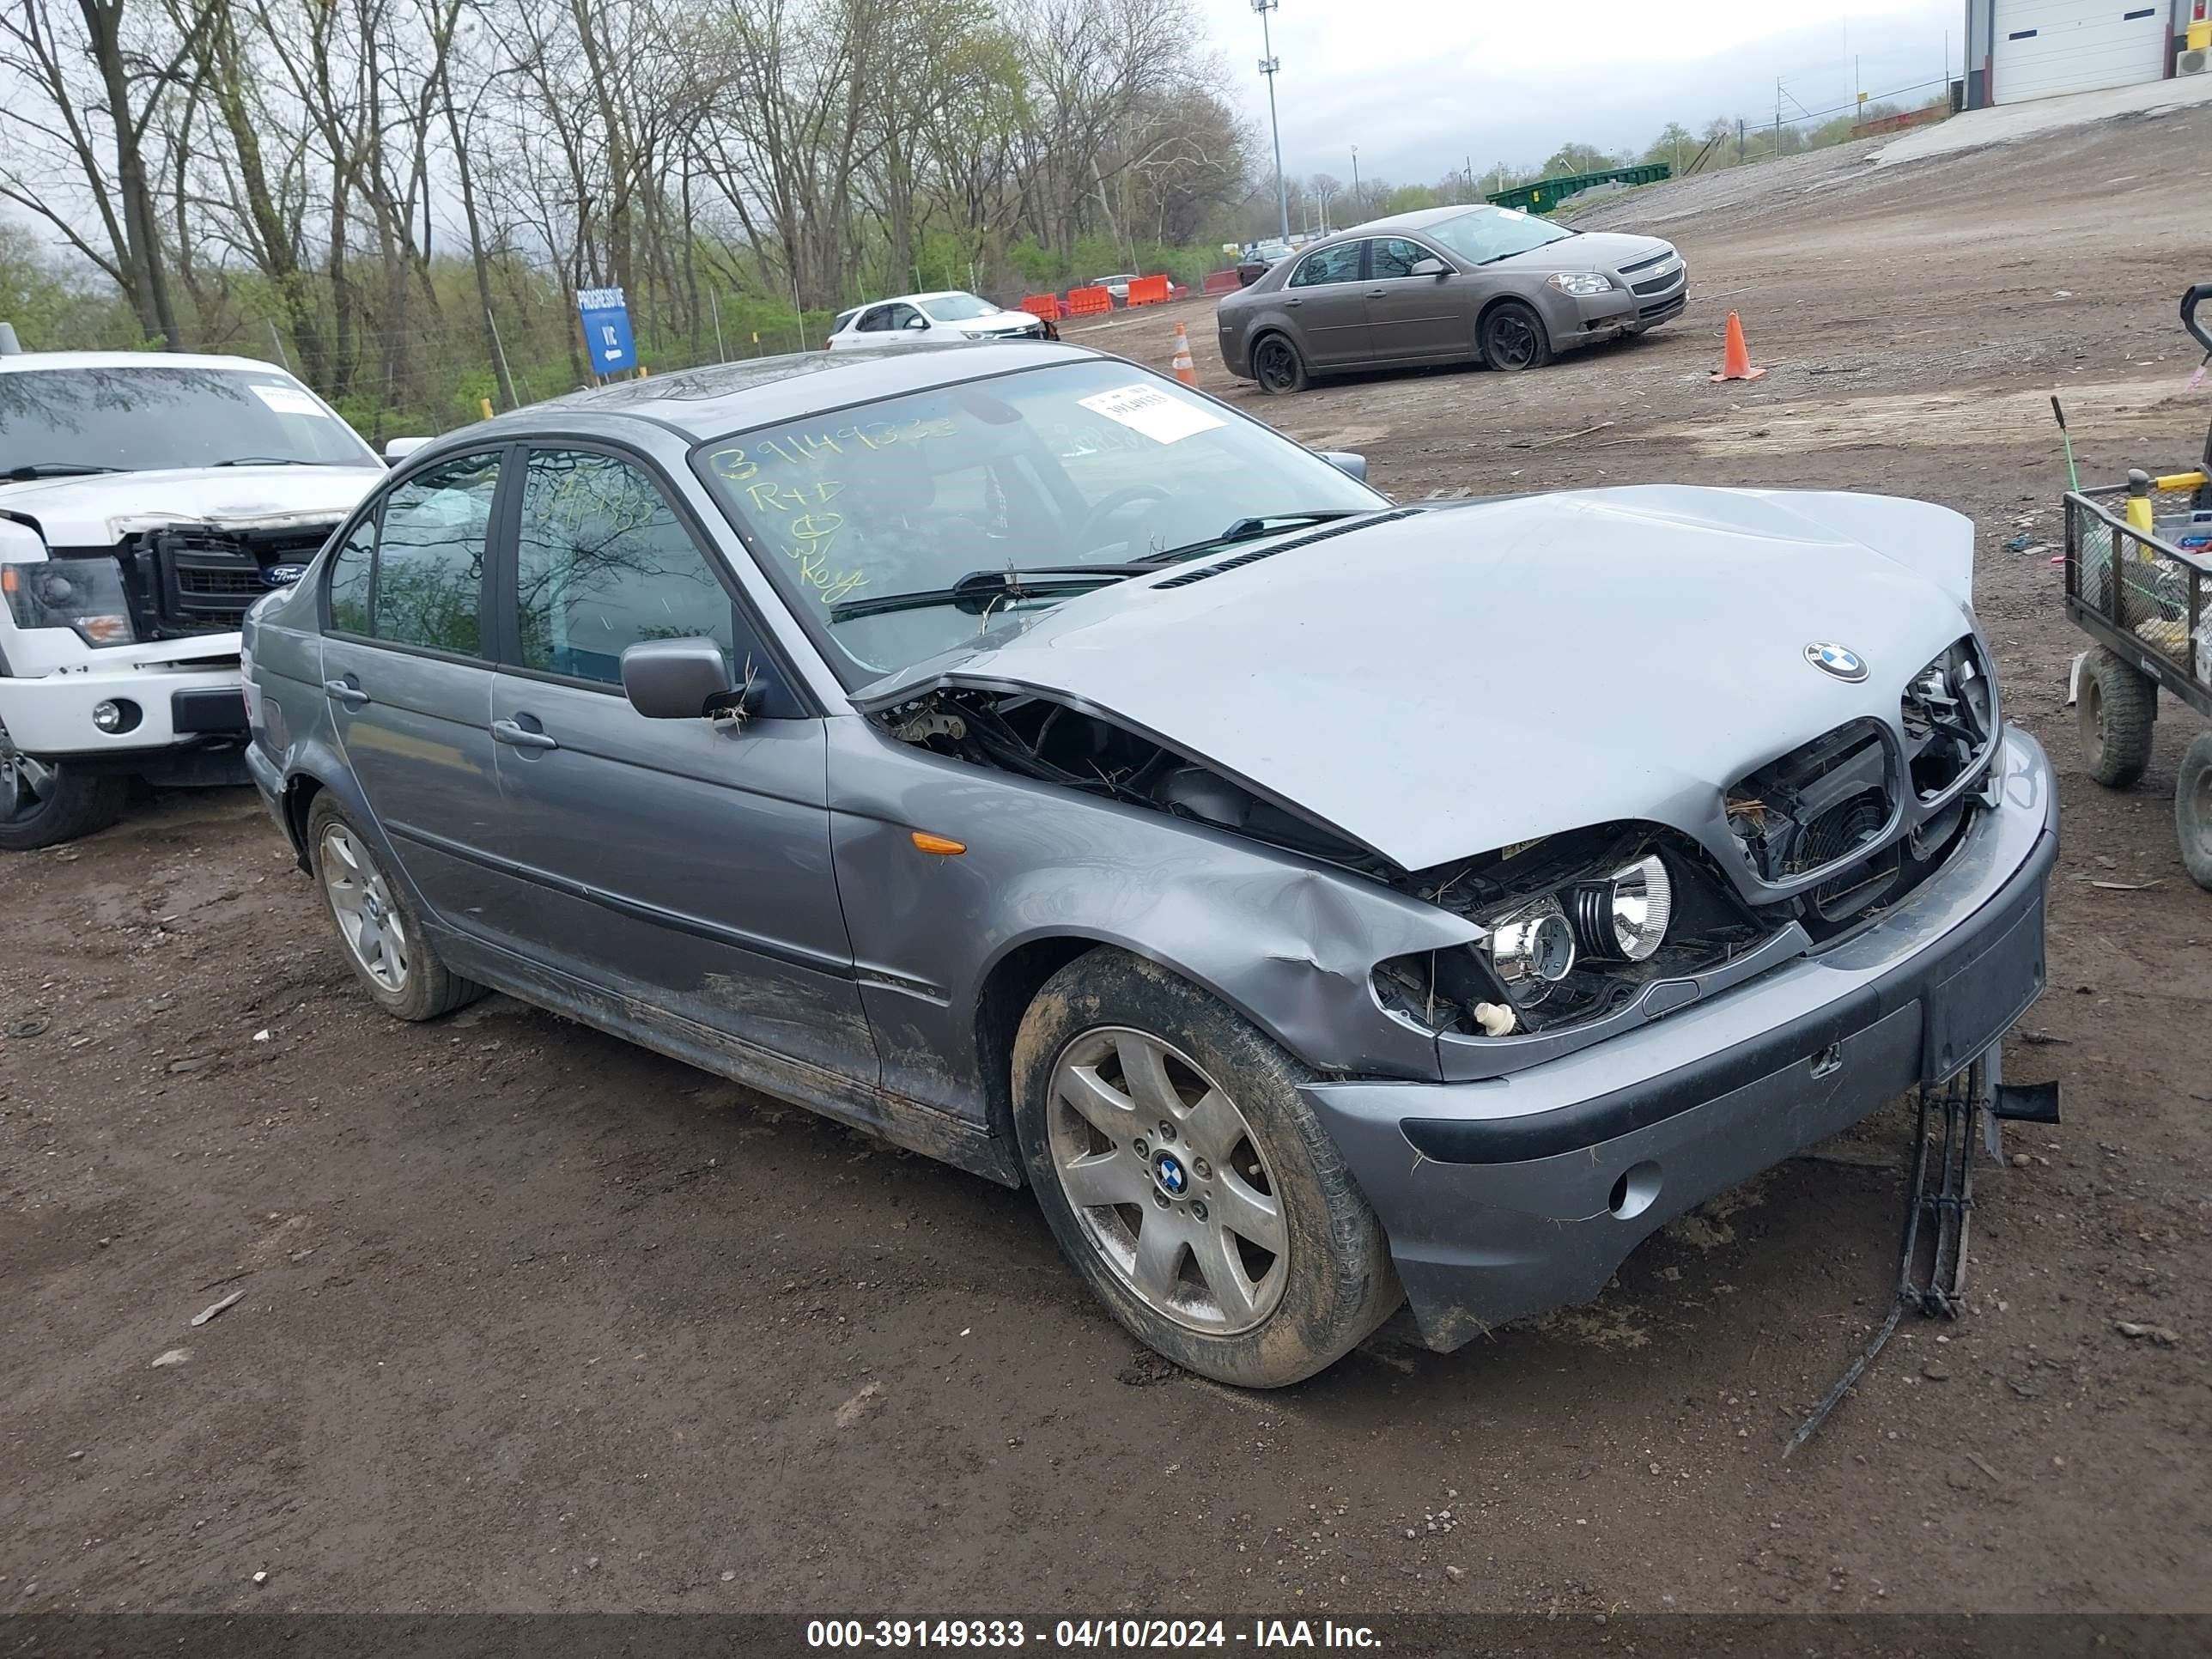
0,344,394,849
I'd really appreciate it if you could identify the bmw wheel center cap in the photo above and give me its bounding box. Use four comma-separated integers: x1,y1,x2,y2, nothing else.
1804,641,1868,683
1153,1152,1188,1197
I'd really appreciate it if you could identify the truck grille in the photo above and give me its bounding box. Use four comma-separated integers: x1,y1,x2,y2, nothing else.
130,524,332,635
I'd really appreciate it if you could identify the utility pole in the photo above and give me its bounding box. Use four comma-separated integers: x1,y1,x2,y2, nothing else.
1350,144,1359,218
1253,0,1289,241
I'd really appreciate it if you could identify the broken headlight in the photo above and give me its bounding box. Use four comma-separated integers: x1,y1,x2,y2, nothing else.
1376,827,1771,1041
3,556,136,647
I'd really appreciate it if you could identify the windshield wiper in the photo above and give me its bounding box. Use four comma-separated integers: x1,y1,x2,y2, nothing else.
1146,508,1383,563
4,462,123,481
213,456,321,467
828,564,1147,624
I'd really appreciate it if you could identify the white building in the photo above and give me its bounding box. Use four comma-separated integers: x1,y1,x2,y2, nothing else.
1961,0,2207,106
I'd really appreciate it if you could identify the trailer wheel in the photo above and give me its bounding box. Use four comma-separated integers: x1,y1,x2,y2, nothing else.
2176,732,2212,892
2078,646,2154,788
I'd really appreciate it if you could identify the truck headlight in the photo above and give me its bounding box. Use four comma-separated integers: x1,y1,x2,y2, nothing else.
1546,271,1614,297
3,557,137,647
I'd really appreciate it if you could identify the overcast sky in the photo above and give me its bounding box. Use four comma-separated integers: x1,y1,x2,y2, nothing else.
1191,0,1962,186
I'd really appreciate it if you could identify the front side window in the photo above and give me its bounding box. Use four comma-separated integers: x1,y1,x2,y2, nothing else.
368,451,498,653
1289,243,1364,288
1422,206,1576,266
514,449,734,686
1370,238,1438,280
0,365,381,474
697,359,1386,682
855,308,893,334
884,304,924,331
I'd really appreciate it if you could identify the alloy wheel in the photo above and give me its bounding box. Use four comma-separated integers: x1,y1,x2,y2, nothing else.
319,823,411,993
1045,1026,1288,1335
1254,337,1299,393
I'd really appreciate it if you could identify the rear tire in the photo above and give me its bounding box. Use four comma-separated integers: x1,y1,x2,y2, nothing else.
1250,332,1309,395
1012,947,1401,1388
2175,732,2212,892
2078,645,2154,788
1480,300,1552,372
306,793,484,1021
0,735,126,851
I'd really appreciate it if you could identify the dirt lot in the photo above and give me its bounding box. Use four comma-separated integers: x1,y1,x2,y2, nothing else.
6,106,2211,1622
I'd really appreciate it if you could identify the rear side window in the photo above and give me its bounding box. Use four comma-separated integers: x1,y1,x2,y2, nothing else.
367,452,499,653
513,448,736,686
325,517,375,635
1289,243,1363,287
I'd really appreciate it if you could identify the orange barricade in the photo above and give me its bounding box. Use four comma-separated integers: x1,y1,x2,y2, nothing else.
1065,286,1112,317
1019,293,1063,320
1126,275,1171,306
1201,269,1242,295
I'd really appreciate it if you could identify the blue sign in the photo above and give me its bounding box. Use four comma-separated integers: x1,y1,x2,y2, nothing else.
576,286,637,374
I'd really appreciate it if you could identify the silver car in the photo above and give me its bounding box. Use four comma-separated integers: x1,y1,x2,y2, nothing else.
242,343,2055,1387
1218,204,1687,392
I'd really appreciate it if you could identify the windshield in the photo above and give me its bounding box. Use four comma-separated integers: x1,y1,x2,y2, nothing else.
1422,206,1575,265
697,358,1387,682
920,294,995,322
0,365,379,474
1252,243,1290,260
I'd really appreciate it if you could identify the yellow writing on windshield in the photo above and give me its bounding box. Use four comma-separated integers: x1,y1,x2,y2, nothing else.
708,416,954,483
738,472,866,605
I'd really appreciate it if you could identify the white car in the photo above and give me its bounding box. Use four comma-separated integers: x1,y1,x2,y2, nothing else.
825,291,1048,350
0,347,392,848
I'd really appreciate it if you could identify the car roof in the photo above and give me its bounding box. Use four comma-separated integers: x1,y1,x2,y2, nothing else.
1346,205,1494,234
857,290,981,308
461,341,1106,446
0,349,302,376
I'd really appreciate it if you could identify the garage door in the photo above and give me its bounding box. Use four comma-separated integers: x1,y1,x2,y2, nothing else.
1992,0,2170,103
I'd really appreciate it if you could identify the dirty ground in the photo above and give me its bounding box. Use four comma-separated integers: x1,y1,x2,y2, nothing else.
3,106,2209,1619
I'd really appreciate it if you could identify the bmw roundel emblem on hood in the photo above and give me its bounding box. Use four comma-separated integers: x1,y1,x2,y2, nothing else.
1803,641,1868,684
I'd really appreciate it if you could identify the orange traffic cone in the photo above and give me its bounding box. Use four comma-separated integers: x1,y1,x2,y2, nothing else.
1170,322,1199,387
1711,311,1765,382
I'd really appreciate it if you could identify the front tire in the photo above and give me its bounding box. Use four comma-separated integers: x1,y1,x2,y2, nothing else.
306,793,483,1021
0,731,126,851
1012,948,1400,1388
1480,300,1552,372
1250,332,1310,395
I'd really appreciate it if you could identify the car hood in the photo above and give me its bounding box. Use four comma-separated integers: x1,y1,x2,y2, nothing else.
0,465,383,549
1500,230,1670,275
863,486,1978,872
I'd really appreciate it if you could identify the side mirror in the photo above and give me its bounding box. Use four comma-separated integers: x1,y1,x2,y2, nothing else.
382,436,430,465
1319,451,1368,483
1409,258,1449,278
621,637,731,720
902,315,929,330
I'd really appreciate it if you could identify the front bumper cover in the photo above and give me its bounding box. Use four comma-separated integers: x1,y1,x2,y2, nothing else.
1303,726,2057,1352
0,657,246,758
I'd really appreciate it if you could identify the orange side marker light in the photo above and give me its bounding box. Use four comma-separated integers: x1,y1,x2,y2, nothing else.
911,831,966,856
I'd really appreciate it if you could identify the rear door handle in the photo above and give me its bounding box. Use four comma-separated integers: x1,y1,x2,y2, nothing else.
1284,296,1302,307
323,677,369,708
492,718,559,751
1367,289,1386,298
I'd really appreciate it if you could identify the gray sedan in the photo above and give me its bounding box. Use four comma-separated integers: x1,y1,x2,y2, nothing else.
1218,204,1687,392
241,342,2053,1387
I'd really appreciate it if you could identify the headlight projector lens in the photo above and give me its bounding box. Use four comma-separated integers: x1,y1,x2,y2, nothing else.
1572,854,1673,962
1487,902,1577,988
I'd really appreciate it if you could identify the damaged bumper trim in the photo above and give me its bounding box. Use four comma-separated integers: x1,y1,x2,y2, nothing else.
1301,726,2056,1351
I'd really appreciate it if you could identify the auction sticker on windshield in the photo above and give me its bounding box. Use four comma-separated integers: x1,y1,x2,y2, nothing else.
249,384,330,417
1077,383,1224,445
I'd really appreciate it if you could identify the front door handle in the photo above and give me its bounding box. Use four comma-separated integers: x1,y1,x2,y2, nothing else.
1284,296,1302,307
492,718,559,751
323,677,369,708
1367,288,1386,298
